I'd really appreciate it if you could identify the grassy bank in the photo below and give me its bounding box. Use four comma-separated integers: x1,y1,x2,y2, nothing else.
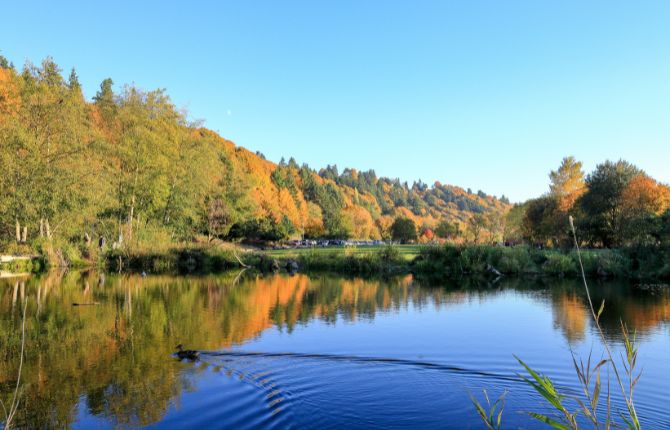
105,246,253,273
103,245,409,277
265,244,670,280
8,241,669,280
290,246,408,276
0,257,44,275
263,244,421,261
413,244,670,280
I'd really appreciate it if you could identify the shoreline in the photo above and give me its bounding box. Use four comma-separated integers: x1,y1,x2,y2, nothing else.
5,244,669,281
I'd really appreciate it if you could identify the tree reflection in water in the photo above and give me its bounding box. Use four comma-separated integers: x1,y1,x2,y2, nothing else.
0,271,668,428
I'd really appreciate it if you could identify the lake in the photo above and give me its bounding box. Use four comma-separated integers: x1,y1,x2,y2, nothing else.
1,271,668,429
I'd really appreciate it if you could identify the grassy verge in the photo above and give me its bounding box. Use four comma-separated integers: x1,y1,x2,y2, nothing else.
0,258,44,275
14,240,661,279
105,245,252,274
263,244,422,261
117,243,670,279
263,243,670,280
413,244,670,280
291,246,408,276
103,244,411,276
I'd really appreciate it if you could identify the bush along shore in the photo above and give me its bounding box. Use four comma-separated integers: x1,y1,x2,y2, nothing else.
261,244,670,280
5,243,669,281
0,255,44,275
103,245,409,277
412,245,670,280
105,247,251,274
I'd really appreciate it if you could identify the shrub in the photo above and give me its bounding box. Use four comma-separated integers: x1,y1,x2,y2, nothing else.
295,246,405,276
459,246,489,274
495,246,535,274
597,250,630,277
2,242,33,256
572,250,600,276
542,253,577,276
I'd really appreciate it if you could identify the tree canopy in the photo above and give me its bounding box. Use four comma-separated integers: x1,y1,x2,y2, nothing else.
390,217,417,244
0,56,508,258
516,157,670,249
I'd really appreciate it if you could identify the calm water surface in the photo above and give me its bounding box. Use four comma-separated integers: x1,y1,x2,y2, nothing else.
1,271,669,429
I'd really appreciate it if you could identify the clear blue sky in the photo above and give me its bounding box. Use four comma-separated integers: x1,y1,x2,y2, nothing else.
2,1,669,201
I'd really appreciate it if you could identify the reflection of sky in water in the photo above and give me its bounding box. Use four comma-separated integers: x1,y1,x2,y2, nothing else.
192,278,669,428
234,287,669,384
1,273,668,429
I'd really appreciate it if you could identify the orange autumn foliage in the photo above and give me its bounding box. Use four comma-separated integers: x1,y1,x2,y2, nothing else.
0,68,21,121
0,57,511,245
343,205,379,240
621,175,670,216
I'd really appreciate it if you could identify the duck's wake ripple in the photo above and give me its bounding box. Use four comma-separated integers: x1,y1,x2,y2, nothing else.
153,350,668,430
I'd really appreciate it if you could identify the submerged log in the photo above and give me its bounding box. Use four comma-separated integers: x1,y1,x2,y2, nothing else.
486,264,502,277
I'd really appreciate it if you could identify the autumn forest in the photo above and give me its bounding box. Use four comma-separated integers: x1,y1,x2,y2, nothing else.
1,56,670,267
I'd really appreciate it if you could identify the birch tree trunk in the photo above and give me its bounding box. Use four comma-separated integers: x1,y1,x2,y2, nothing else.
128,196,135,242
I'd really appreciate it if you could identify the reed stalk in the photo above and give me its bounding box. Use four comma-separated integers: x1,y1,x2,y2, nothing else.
2,300,27,430
472,217,642,429
569,216,640,429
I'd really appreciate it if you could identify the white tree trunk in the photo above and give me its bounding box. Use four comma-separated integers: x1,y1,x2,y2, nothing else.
128,198,135,242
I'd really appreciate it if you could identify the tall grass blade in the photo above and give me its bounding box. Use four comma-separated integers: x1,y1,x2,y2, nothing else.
527,413,571,430
469,390,506,430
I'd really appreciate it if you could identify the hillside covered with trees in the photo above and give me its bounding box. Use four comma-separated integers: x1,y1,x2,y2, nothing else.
0,56,508,260
2,55,668,270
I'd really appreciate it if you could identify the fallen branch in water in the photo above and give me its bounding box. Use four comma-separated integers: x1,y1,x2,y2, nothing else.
233,250,251,268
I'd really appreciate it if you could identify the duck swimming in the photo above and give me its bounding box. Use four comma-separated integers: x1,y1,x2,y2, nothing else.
175,344,200,361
